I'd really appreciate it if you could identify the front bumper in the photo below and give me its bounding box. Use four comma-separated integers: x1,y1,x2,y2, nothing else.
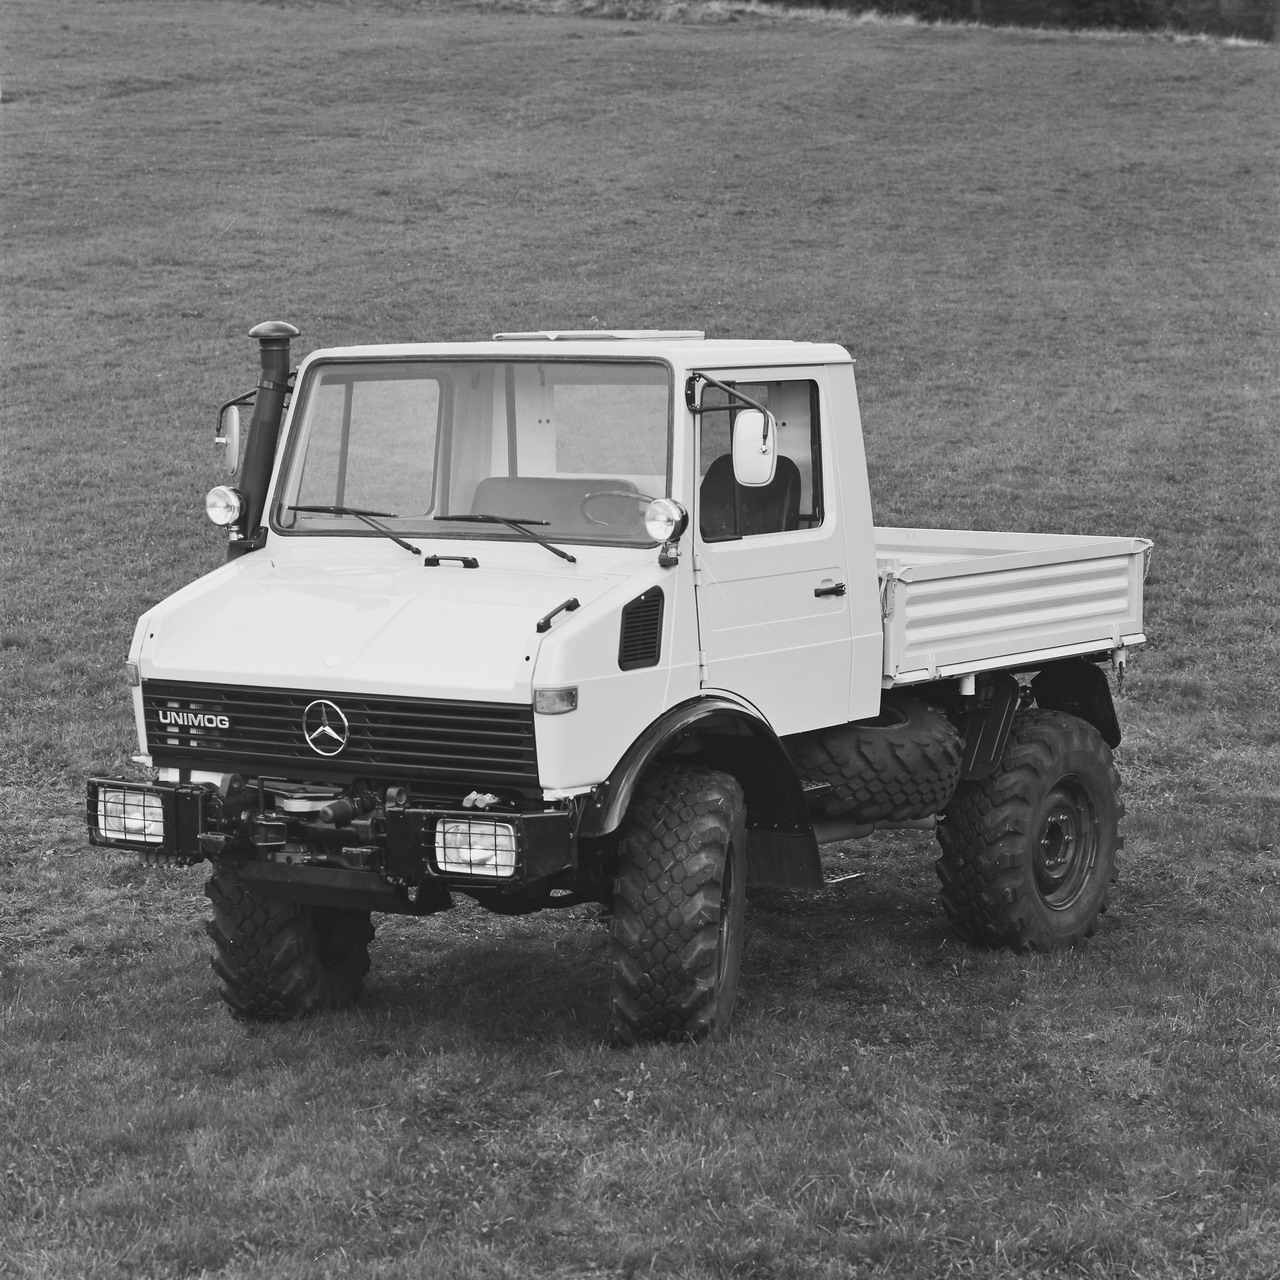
86,776,576,892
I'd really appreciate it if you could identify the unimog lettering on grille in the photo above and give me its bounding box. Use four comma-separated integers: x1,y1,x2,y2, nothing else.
87,321,1150,1041
157,711,231,730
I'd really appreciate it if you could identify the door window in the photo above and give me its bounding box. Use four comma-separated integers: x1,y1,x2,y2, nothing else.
698,380,823,541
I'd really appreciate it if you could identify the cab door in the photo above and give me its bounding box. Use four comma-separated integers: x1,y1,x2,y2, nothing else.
692,367,852,736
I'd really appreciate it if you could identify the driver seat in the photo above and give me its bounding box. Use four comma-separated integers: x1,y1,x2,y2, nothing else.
699,454,802,540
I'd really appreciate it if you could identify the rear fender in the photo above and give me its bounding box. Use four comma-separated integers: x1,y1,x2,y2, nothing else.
1030,656,1122,748
579,695,821,889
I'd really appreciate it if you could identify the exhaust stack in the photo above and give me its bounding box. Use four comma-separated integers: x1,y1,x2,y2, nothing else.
227,320,299,560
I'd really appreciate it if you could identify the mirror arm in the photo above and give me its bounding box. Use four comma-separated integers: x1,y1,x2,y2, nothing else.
685,373,774,451
685,372,769,418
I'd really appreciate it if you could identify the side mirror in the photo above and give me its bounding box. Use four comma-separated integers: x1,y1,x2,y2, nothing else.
731,409,777,488
215,404,242,475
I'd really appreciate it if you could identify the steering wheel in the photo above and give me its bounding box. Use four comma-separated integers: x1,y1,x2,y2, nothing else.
579,489,656,526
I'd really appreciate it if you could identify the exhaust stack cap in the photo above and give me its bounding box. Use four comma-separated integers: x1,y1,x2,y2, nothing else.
249,320,300,344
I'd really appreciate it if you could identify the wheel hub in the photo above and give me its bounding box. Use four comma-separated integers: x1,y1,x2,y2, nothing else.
1034,778,1099,910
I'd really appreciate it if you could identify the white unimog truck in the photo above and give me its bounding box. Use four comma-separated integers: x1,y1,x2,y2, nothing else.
87,322,1150,1042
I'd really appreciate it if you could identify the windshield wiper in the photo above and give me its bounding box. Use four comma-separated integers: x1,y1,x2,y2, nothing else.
287,505,421,556
434,514,577,564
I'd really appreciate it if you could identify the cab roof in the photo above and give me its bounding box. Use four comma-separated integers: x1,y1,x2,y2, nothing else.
299,330,854,370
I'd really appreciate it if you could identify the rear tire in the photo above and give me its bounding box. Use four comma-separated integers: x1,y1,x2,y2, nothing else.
936,710,1122,950
205,870,375,1020
609,768,746,1044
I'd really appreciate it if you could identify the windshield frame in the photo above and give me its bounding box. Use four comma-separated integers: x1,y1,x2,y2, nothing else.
269,354,675,550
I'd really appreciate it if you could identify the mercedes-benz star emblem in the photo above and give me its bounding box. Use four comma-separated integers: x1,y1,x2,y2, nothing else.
302,700,350,756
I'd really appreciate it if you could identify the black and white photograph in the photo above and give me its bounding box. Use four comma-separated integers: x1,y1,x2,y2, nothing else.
3,0,1278,1274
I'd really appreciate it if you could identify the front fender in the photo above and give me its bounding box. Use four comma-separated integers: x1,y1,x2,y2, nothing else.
580,694,822,890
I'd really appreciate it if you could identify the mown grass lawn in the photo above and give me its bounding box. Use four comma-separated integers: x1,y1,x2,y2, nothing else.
2,1,1279,1276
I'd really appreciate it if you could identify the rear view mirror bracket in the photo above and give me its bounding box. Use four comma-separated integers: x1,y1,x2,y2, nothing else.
685,372,779,486
214,389,257,476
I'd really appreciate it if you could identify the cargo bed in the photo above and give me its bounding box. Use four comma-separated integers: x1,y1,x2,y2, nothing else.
876,527,1150,685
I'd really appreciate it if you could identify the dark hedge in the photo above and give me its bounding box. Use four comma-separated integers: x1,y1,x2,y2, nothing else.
788,0,1278,40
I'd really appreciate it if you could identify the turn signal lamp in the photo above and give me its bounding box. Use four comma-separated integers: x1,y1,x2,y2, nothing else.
205,485,244,527
533,687,578,715
435,819,517,877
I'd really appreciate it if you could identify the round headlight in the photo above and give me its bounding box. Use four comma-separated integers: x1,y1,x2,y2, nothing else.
205,485,244,527
644,498,689,544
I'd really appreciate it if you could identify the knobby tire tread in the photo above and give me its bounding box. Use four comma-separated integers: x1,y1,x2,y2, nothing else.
787,696,963,822
935,710,1123,951
610,768,745,1045
205,870,374,1021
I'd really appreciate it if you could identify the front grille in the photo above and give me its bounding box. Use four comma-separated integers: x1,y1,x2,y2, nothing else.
142,681,538,791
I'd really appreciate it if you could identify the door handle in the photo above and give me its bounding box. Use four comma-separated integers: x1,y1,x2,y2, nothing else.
814,582,847,598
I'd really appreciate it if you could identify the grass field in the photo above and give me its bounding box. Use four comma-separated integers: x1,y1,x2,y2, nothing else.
3,1,1280,1276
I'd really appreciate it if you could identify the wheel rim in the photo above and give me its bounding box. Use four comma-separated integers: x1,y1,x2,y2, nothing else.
1033,776,1099,911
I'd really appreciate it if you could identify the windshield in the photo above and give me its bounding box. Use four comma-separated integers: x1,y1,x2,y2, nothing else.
272,359,672,546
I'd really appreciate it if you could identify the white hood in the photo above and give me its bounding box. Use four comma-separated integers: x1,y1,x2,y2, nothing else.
135,550,626,703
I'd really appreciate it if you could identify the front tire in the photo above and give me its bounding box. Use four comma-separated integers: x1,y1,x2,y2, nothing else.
936,710,1122,950
205,870,375,1020
609,768,747,1044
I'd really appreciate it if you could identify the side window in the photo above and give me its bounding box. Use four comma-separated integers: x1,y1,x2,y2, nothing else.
698,379,823,541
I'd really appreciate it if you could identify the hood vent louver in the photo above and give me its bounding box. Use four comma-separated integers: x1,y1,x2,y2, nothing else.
618,588,665,671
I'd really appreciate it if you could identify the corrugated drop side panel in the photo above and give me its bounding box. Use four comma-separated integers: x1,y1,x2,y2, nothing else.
890,554,1141,678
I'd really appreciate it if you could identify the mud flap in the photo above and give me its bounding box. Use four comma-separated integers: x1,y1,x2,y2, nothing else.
745,829,823,890
958,672,1021,781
